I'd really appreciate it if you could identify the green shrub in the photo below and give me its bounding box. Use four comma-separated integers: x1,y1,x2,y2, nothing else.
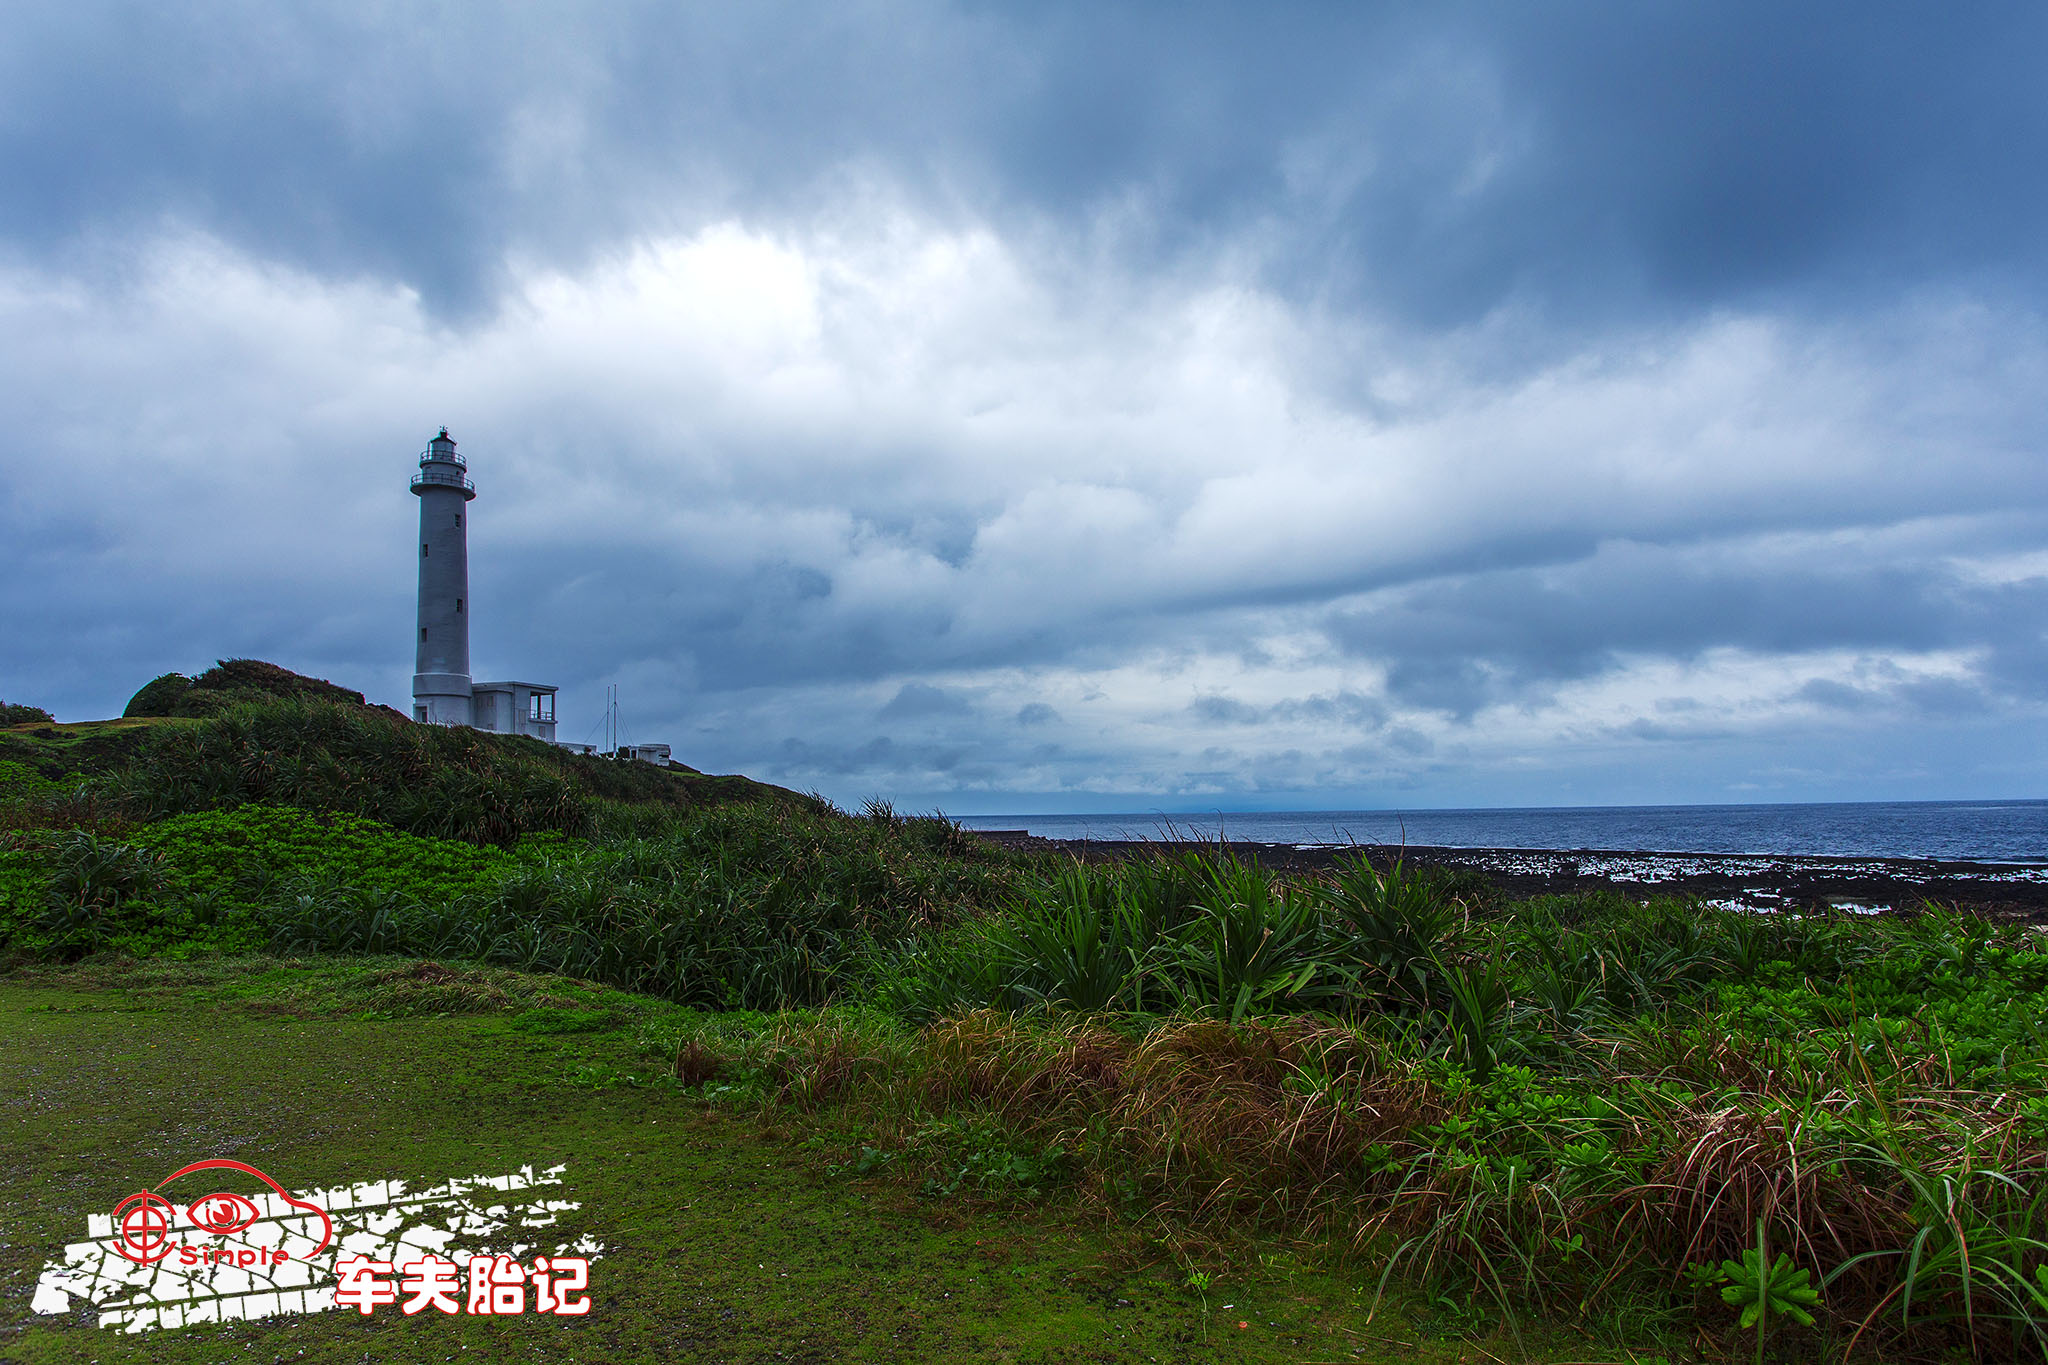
130,804,534,920
0,701,54,726
0,759,63,801
180,659,371,710
34,831,168,959
258,802,1019,1010
120,698,591,844
122,673,193,718
0,845,47,947
0,806,547,960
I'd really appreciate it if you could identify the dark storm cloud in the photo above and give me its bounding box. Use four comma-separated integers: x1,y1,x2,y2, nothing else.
1384,727,1434,758
1789,672,1992,723
775,732,993,783
1188,690,1389,730
1794,679,1882,713
0,3,980,315
7,5,2045,327
1490,7,2048,309
1189,695,1262,726
878,682,972,719
1277,692,1388,730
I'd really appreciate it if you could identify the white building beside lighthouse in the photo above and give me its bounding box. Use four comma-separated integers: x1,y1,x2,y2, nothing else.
410,428,559,742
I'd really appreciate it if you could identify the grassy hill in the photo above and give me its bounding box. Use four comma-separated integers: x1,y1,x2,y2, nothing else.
3,705,809,838
5,658,815,835
122,657,396,718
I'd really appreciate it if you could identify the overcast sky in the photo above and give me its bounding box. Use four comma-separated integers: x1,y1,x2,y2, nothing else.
4,3,2045,812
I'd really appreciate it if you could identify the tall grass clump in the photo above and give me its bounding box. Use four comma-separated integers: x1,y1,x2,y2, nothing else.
261,800,1021,1010
886,851,1479,1026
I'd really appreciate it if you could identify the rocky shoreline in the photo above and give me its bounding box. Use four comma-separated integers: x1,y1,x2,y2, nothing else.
968,830,2048,921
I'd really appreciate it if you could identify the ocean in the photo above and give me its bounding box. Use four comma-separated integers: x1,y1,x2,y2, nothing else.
954,801,2048,863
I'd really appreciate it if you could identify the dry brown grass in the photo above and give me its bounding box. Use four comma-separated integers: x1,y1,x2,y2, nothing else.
1634,1100,1907,1274
0,790,136,839
1113,1020,1443,1215
756,1012,1452,1247
349,958,582,1015
764,1015,914,1111
674,1038,727,1087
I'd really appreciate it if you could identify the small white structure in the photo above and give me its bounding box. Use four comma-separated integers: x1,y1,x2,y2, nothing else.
620,743,671,765
470,681,558,742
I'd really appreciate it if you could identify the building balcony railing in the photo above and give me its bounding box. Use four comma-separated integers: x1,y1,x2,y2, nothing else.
411,469,475,493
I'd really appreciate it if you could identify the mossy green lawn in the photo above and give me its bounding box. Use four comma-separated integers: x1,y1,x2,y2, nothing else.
0,718,194,782
0,960,1638,1364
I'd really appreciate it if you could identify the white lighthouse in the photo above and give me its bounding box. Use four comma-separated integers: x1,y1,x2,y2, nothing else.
408,428,563,741
411,427,475,725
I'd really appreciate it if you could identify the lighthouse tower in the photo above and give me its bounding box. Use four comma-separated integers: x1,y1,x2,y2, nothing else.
411,427,476,725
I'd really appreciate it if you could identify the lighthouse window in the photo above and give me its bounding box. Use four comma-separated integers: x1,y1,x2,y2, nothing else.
422,543,429,557
454,514,462,527
456,598,463,613
421,627,428,641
